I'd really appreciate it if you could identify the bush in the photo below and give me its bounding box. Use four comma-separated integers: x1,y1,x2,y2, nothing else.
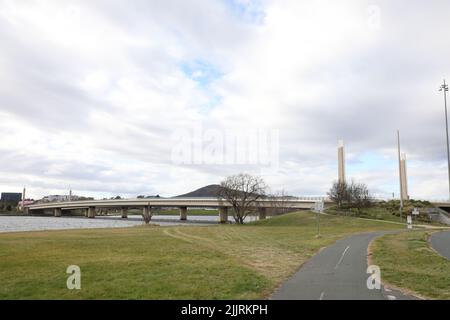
380,199,434,221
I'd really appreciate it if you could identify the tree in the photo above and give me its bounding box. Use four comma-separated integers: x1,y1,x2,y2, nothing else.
327,181,349,208
217,173,267,224
328,180,373,214
348,181,373,214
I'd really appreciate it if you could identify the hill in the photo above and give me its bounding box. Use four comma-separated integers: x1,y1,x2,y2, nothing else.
175,184,221,198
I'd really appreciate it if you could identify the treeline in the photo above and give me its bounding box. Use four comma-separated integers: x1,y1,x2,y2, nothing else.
0,201,19,212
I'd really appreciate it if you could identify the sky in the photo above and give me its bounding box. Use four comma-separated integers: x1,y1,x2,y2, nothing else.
1,0,450,200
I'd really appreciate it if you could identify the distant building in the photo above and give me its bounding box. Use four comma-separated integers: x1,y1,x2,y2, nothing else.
42,195,69,202
1,193,22,202
19,200,35,207
40,195,81,203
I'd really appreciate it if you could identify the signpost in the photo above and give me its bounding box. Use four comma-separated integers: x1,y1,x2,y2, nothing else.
314,201,324,213
313,201,324,237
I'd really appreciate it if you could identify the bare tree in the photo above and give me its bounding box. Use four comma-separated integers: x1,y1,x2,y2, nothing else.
327,181,349,208
348,181,373,214
328,180,373,214
217,173,267,224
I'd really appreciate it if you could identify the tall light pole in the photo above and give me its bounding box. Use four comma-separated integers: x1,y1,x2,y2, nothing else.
397,130,403,222
440,80,450,200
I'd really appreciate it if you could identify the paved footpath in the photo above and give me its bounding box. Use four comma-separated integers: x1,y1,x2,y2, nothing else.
271,232,415,300
430,231,450,259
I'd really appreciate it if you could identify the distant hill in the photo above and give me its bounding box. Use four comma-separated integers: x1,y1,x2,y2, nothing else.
175,184,222,198
175,184,298,199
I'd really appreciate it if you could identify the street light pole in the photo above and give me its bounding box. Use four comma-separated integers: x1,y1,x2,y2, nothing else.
397,130,403,222
440,80,450,200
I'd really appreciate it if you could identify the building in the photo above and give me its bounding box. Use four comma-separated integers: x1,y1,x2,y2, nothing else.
42,195,69,202
19,200,35,207
41,195,80,203
1,192,22,203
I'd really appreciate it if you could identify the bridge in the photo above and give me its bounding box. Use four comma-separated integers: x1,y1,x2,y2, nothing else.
428,201,450,210
24,197,331,223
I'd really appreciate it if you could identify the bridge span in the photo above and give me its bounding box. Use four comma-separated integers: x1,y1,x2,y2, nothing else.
25,197,331,223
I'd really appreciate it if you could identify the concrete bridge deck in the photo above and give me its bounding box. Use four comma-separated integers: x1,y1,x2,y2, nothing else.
25,197,331,223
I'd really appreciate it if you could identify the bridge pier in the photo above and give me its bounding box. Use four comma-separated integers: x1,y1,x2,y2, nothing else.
24,207,29,215
54,208,62,217
179,207,187,220
121,207,128,219
258,207,267,220
219,207,228,223
88,206,96,218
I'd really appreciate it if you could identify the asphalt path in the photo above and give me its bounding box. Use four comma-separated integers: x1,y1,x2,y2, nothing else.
430,231,450,259
271,232,414,300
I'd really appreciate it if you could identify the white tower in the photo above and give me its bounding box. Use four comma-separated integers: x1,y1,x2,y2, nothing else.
400,153,409,200
338,140,345,183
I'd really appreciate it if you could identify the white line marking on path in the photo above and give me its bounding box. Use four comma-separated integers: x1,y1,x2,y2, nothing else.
319,292,325,300
387,295,397,300
335,245,350,269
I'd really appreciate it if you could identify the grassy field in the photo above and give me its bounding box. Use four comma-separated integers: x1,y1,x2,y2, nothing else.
0,211,401,299
371,230,450,299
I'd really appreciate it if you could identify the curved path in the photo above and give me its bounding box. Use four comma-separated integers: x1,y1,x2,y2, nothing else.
430,231,450,259
271,232,414,300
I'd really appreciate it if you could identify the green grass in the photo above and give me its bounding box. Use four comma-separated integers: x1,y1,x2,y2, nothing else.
0,211,401,299
371,230,450,299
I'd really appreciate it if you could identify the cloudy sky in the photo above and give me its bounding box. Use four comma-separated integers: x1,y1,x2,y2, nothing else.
1,0,450,200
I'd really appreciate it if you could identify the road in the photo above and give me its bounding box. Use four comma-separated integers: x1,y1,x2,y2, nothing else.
271,232,414,300
430,230,450,259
